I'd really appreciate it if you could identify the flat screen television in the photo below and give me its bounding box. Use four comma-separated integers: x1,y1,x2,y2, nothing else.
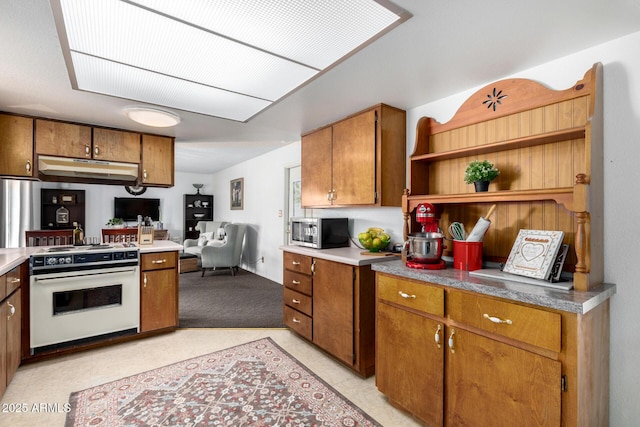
114,197,160,222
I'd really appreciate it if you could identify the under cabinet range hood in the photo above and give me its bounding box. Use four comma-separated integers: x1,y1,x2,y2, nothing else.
38,155,139,181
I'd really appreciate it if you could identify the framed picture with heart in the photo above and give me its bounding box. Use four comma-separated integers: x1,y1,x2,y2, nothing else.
503,229,565,280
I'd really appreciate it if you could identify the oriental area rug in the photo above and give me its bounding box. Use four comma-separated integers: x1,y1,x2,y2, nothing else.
65,338,381,427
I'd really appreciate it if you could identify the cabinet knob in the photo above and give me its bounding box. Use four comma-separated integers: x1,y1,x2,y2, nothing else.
448,328,456,354
291,261,300,266
483,313,513,325
292,299,300,304
143,273,147,287
25,160,32,174
143,170,148,181
292,280,300,285
85,145,90,156
94,145,100,156
292,317,301,324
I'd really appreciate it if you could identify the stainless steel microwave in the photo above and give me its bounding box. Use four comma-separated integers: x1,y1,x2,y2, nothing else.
289,217,350,249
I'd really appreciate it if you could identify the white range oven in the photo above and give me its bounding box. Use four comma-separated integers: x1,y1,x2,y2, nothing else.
29,245,140,355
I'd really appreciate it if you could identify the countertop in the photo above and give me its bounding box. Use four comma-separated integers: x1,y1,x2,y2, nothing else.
280,245,401,267
373,260,616,314
0,241,184,276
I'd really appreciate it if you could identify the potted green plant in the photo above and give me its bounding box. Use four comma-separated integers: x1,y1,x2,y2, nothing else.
464,160,500,192
106,218,125,228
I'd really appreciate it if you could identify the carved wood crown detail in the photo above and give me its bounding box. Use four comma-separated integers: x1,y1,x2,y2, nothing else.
482,88,508,111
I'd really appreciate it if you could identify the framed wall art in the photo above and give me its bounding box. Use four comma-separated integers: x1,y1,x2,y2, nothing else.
230,177,244,210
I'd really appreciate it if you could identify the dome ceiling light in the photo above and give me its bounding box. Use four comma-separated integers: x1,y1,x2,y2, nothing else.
50,0,410,122
124,107,181,127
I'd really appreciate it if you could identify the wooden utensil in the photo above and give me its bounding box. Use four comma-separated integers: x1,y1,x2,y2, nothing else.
466,204,496,242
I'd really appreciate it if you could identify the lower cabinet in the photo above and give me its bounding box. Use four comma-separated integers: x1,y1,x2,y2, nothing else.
140,251,178,332
376,272,609,426
1,264,23,400
282,251,376,377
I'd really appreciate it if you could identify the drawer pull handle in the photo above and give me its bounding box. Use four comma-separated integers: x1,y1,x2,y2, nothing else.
8,302,15,318
292,261,301,265
292,317,301,323
10,278,20,284
435,324,442,348
398,291,416,299
292,299,300,304
448,328,456,354
292,280,300,285
152,259,167,264
483,313,513,325
143,273,147,287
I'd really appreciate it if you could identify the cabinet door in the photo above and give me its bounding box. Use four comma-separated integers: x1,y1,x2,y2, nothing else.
5,289,21,386
445,327,561,427
35,119,92,158
301,126,332,207
93,128,141,163
140,269,177,332
141,135,174,186
312,258,354,366
332,109,376,205
377,301,444,426
0,114,34,178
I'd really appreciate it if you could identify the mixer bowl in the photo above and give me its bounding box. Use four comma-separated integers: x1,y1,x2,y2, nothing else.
407,232,445,263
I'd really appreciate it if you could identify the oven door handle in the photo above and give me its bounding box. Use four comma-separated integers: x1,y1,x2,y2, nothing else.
32,267,138,283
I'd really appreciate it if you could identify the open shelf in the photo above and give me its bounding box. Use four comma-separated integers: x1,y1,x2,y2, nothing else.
411,127,585,162
407,188,574,211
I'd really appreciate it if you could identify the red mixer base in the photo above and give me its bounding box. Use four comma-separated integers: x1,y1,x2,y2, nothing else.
406,259,446,270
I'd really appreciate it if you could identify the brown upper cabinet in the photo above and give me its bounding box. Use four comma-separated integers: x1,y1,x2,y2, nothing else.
0,114,34,178
92,128,141,164
141,134,174,187
35,119,140,164
301,104,406,208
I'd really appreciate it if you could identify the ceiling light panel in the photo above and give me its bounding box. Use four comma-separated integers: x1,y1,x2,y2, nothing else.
53,0,408,122
59,0,317,101
72,52,270,121
129,0,404,69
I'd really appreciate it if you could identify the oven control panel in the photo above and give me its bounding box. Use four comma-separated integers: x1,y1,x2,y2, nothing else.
31,248,139,274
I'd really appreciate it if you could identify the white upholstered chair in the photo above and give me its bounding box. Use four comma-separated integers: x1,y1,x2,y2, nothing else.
200,223,247,276
183,221,229,258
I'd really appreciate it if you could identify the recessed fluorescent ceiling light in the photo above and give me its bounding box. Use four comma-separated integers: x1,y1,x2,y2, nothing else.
51,0,410,123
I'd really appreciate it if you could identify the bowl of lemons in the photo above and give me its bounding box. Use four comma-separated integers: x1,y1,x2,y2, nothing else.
358,227,391,252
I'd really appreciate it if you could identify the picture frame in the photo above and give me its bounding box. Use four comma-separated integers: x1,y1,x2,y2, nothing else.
230,177,244,210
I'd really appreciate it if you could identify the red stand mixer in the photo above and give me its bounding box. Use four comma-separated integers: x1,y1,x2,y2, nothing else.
405,203,446,269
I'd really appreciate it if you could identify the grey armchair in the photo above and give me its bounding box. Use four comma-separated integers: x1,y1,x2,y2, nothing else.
200,223,247,276
183,221,229,258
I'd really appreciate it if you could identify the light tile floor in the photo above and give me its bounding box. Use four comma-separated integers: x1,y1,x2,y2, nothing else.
1,328,422,426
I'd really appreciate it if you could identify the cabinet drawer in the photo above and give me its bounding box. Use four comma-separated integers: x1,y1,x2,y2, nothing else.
284,287,312,317
447,291,561,353
284,305,312,341
5,265,21,295
283,270,312,295
377,274,444,317
283,251,312,275
141,252,177,271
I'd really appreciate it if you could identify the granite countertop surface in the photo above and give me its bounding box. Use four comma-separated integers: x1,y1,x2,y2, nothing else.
0,241,183,275
280,245,401,267
373,260,616,314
